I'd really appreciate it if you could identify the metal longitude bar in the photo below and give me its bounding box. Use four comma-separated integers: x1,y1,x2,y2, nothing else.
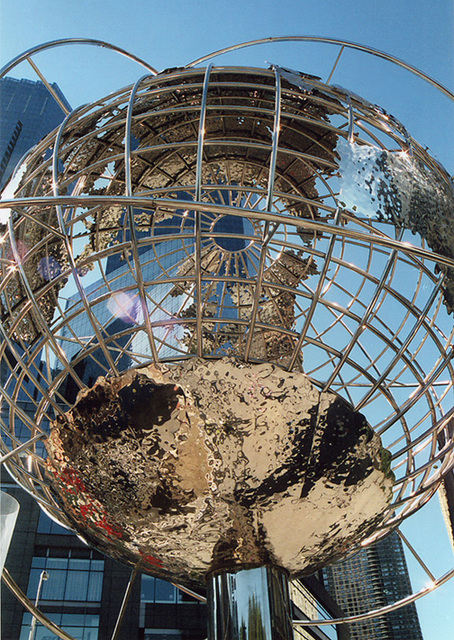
172,583,207,603
0,434,46,465
6,216,90,395
51,110,120,376
326,45,345,84
110,566,139,640
347,98,355,142
26,57,70,114
377,348,454,435
0,328,64,419
1,569,76,640
244,66,282,361
322,235,403,393
5,466,68,514
287,206,343,371
124,74,160,363
355,274,446,410
194,64,213,356
11,204,67,239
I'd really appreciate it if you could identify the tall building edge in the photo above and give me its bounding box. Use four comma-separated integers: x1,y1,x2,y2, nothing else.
0,76,71,190
322,533,424,640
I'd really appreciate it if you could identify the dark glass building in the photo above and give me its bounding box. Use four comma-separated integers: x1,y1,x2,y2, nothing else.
322,533,423,640
1,473,207,640
0,77,71,190
3,474,350,640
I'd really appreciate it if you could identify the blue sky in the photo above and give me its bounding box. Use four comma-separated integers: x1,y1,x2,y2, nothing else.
1,0,453,167
1,1,453,638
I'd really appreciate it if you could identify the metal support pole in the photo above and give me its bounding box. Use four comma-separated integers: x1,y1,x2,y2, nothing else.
206,566,293,640
2,568,74,640
110,566,139,640
0,434,45,465
28,570,49,640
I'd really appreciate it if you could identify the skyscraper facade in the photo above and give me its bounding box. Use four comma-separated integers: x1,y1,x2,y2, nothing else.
0,76,70,455
0,76,70,190
322,533,423,640
4,474,352,640
1,473,207,640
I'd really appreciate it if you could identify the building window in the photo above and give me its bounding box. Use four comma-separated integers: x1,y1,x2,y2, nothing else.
144,630,182,640
141,575,200,604
37,509,73,535
141,575,176,603
20,612,99,640
27,548,104,603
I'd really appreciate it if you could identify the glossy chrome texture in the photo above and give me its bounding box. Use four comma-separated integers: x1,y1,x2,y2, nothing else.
44,359,393,585
1,65,453,540
207,566,293,640
0,40,453,626
0,38,158,78
186,36,454,102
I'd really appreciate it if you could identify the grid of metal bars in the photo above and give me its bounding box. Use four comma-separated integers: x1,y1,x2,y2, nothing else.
1,39,454,630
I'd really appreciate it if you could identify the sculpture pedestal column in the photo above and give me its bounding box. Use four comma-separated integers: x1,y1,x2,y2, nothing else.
206,566,293,640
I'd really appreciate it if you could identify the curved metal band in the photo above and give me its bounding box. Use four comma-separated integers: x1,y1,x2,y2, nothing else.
0,38,158,79
293,563,454,627
1,195,453,269
244,65,282,361
184,36,454,103
1,568,76,640
194,64,213,356
323,231,403,391
124,74,160,362
51,107,120,376
0,434,45,465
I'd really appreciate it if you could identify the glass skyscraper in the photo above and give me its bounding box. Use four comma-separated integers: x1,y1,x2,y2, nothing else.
322,532,423,640
0,76,71,190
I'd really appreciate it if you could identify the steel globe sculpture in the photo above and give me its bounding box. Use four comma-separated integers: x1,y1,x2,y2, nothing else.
1,38,454,638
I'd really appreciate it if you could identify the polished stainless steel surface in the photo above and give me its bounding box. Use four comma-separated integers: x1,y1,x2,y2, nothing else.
0,39,453,628
185,36,454,102
45,359,393,585
1,65,452,539
0,38,158,78
207,566,293,640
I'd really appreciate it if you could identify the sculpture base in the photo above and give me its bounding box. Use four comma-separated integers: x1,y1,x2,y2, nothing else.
206,566,293,640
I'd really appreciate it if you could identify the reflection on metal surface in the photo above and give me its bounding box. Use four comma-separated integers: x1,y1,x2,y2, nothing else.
207,566,293,640
0,44,453,626
337,138,454,312
172,247,317,365
46,359,393,586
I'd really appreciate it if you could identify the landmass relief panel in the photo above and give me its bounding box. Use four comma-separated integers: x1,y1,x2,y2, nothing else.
46,358,394,587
